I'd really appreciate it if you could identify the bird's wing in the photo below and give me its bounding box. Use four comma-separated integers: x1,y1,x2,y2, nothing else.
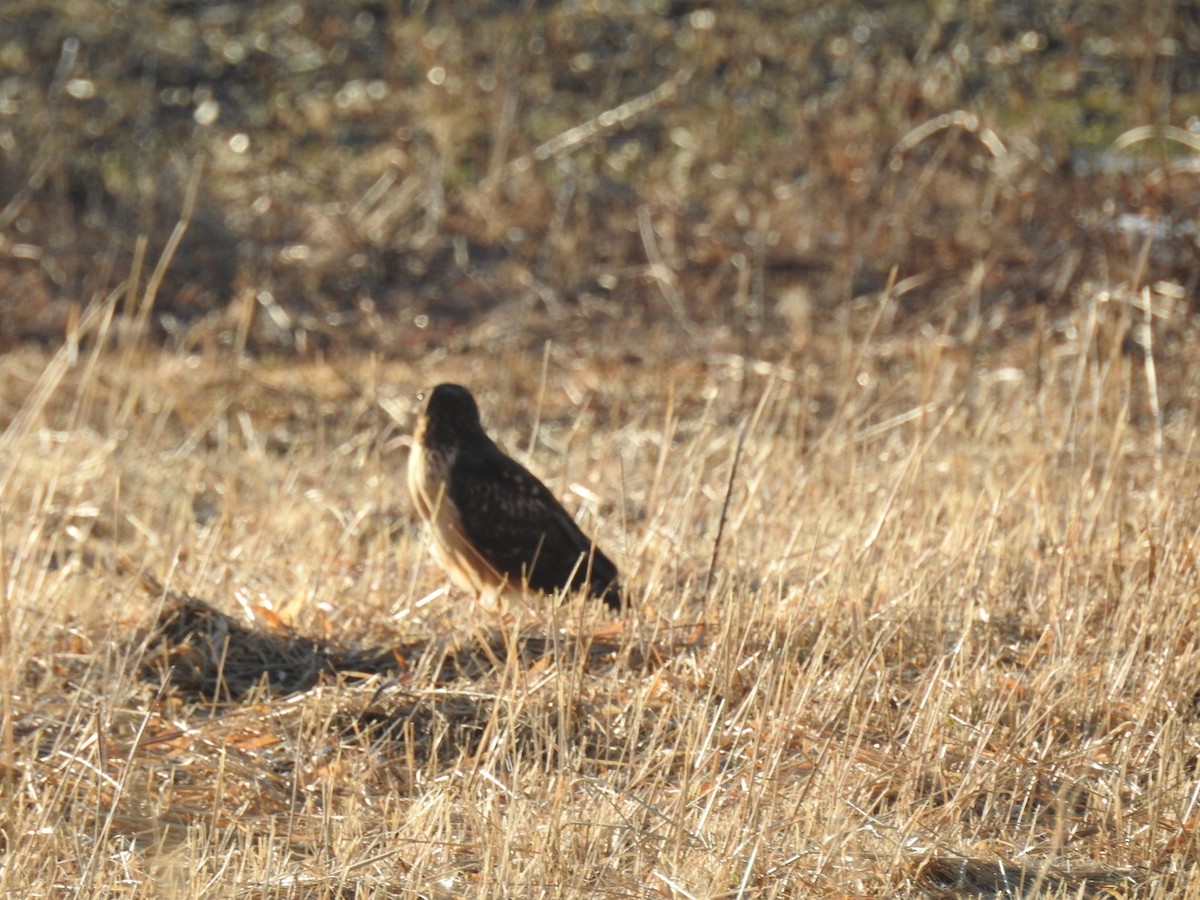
447,448,618,599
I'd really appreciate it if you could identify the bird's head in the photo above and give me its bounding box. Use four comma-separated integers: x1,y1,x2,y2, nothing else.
417,383,486,448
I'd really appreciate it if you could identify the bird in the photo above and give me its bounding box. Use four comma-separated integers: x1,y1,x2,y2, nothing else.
407,383,622,611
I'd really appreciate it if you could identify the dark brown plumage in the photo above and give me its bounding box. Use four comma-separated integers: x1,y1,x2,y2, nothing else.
407,383,622,610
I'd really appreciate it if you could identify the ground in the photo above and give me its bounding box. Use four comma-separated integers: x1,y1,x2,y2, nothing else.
1,2,1200,897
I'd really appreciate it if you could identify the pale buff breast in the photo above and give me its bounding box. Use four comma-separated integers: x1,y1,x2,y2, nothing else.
407,437,509,606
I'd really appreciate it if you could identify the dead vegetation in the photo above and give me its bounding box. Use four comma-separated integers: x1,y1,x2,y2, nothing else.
1,278,1199,896
1,1,1198,352
2,1,1200,897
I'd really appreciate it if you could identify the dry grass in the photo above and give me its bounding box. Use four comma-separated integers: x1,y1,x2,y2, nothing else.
1,279,1198,898
2,3,1198,896
3,2,1198,351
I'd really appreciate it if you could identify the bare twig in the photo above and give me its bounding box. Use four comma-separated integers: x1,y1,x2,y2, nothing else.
484,67,692,187
638,204,690,328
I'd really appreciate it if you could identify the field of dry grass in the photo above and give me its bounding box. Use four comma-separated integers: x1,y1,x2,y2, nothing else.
3,2,1200,897
1,279,1199,897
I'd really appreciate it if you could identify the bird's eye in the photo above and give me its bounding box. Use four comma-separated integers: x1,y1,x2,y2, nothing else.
416,390,426,402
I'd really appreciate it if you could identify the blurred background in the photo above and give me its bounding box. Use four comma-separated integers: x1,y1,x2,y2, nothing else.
0,0,1196,356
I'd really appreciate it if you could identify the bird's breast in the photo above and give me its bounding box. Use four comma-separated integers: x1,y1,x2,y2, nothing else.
408,440,502,596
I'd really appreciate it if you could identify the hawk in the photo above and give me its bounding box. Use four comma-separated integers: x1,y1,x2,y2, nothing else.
407,383,622,610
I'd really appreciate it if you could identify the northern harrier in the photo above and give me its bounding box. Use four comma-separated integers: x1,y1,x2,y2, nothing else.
407,383,622,610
